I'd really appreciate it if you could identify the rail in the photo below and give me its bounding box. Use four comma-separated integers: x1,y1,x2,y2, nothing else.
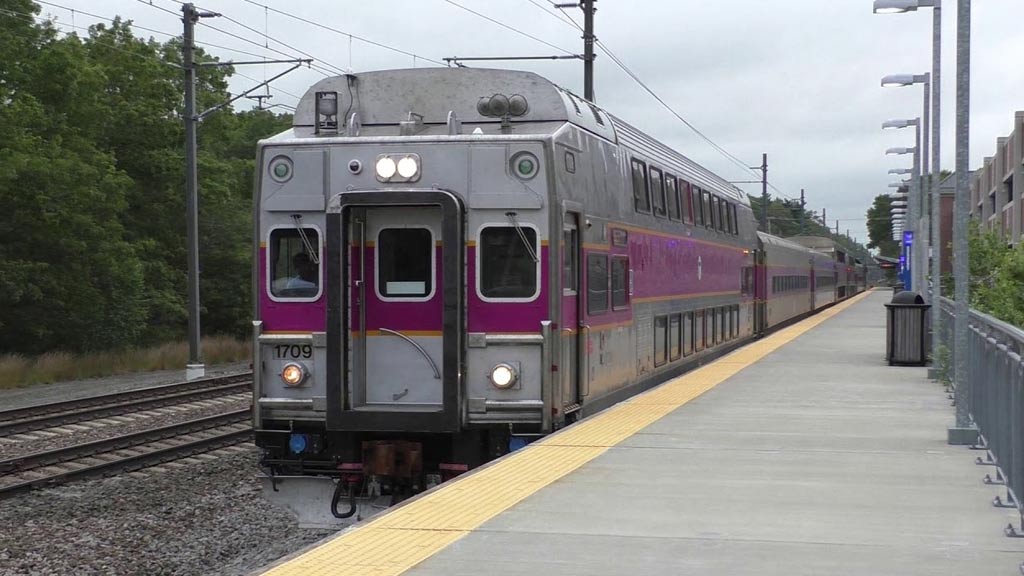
937,297,1024,534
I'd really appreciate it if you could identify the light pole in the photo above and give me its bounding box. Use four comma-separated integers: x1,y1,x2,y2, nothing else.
874,0,943,379
887,143,920,291
883,118,924,293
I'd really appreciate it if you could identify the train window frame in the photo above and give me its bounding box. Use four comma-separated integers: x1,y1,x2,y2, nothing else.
649,166,666,218
587,252,609,315
267,224,323,303
562,226,578,295
654,315,668,367
669,313,682,361
610,255,630,310
376,226,436,302
665,175,681,221
631,159,651,214
476,223,541,303
680,179,693,224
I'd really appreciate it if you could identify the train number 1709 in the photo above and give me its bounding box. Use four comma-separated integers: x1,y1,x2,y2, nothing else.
273,344,312,359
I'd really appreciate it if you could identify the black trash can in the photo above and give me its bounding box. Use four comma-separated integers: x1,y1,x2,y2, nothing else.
885,291,930,366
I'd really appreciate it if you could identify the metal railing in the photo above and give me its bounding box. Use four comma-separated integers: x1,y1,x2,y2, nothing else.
938,297,1024,534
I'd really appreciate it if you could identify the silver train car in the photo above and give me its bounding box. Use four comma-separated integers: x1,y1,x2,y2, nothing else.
251,68,854,525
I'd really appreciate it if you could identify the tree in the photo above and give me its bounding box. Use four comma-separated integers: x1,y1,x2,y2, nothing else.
865,194,899,258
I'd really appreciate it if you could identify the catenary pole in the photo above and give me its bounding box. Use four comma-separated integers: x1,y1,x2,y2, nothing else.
760,153,768,232
929,2,943,379
182,3,204,380
583,0,595,101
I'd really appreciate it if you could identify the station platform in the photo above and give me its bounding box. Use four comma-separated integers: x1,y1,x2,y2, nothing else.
260,290,1024,575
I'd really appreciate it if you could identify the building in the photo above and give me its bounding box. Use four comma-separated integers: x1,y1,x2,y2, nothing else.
970,111,1024,246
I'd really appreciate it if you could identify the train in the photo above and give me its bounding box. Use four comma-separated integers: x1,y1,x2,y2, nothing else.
250,68,870,526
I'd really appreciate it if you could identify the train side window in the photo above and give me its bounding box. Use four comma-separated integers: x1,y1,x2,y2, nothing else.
665,175,681,221
562,227,578,293
669,313,682,361
732,305,740,338
710,308,718,345
649,167,666,217
702,191,714,229
631,159,651,213
611,256,629,309
695,310,706,351
718,307,726,343
587,253,609,315
654,315,668,367
693,186,704,226
683,311,693,356
269,227,322,300
479,226,538,300
730,204,739,235
718,201,728,233
680,180,693,224
715,197,725,232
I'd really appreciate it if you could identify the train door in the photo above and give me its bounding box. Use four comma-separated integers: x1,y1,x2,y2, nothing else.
326,191,463,432
560,212,584,418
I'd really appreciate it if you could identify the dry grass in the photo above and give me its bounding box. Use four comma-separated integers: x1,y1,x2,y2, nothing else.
0,336,251,389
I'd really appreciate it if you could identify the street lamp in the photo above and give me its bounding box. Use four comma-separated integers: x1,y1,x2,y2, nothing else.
888,168,912,175
874,0,944,388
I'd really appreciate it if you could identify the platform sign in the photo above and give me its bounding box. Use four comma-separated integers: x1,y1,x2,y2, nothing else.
903,231,913,247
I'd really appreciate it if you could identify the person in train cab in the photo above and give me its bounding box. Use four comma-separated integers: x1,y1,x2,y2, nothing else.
284,252,317,294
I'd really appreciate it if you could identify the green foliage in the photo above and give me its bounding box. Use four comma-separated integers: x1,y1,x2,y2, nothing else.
0,8,291,356
964,222,1024,328
865,194,899,258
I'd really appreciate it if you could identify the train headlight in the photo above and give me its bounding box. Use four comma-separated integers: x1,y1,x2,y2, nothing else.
489,363,517,389
375,156,397,180
397,156,419,179
281,362,308,387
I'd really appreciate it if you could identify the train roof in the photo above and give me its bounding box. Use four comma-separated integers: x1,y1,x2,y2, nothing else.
786,235,844,254
290,68,747,205
757,232,820,254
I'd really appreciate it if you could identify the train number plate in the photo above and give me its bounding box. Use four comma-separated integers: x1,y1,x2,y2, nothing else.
273,344,312,359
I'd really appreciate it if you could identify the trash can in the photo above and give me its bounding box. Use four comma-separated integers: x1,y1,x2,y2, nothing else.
892,282,905,294
885,291,930,366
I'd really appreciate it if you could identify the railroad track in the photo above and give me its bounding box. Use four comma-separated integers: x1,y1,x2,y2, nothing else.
0,372,252,437
0,409,252,498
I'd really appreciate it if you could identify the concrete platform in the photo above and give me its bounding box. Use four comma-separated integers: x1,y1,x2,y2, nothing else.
400,290,1023,575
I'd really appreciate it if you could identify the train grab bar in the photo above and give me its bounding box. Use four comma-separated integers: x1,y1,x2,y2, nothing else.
379,328,441,379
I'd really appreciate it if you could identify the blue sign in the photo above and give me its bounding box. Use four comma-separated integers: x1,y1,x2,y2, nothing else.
903,231,913,246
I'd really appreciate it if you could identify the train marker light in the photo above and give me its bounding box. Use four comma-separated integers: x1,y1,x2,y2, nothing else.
269,156,293,183
490,363,517,389
511,151,539,180
289,433,308,454
281,362,308,387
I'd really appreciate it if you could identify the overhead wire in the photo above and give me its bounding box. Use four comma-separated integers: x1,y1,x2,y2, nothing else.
443,0,578,57
239,0,448,67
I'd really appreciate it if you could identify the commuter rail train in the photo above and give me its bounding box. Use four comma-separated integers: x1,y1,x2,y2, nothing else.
251,68,866,525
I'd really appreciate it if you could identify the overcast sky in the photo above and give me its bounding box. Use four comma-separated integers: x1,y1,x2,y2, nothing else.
47,0,1024,244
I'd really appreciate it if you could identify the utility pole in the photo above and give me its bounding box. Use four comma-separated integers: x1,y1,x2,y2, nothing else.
583,0,595,101
759,153,768,233
181,3,307,381
799,189,806,235
182,3,214,381
835,220,840,236
822,208,827,229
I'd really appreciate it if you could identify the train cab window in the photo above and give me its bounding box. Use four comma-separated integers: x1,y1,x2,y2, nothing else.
702,191,714,229
379,228,433,299
649,167,666,217
683,311,693,356
587,253,609,314
654,315,668,367
611,256,629,309
631,159,651,213
669,313,682,361
479,226,538,300
269,227,321,300
665,175,681,221
562,228,578,293
680,180,693,224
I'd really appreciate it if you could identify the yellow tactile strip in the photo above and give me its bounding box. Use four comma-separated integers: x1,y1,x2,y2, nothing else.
261,291,873,576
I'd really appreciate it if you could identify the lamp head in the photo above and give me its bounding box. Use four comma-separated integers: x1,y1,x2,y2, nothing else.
882,119,919,129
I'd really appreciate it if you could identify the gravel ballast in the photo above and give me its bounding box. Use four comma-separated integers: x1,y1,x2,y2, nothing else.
0,445,335,576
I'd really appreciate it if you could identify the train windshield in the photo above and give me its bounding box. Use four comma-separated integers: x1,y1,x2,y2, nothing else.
479,226,538,300
269,227,321,299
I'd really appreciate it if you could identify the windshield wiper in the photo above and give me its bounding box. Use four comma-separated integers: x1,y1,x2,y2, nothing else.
505,211,539,263
290,214,320,264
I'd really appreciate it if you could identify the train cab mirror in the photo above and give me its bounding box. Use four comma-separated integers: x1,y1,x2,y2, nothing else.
269,227,322,300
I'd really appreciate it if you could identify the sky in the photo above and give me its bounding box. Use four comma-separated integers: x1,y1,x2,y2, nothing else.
38,0,1024,245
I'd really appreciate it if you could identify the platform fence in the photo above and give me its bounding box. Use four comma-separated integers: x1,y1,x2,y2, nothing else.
938,297,1024,533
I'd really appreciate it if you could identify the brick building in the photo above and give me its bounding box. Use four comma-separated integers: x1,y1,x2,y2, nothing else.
970,111,1024,246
